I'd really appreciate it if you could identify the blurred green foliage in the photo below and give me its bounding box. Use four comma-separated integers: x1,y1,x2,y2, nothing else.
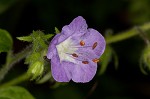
17,31,53,80
0,0,18,14
0,29,13,53
0,86,35,99
99,45,118,75
140,46,150,75
129,0,150,24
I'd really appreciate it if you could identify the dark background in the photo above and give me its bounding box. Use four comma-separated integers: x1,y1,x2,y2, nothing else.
1,0,150,99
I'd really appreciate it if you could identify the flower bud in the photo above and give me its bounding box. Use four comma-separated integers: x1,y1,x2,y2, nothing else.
27,61,44,80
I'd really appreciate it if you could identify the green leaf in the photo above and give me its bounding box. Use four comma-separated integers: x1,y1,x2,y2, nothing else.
0,29,13,53
17,31,54,42
0,86,35,99
43,34,54,39
17,36,32,42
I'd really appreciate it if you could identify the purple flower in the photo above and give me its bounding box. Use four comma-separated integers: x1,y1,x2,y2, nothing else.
47,16,106,83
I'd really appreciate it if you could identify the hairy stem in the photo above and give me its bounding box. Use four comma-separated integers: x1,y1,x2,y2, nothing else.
106,22,150,44
0,73,30,88
0,45,32,82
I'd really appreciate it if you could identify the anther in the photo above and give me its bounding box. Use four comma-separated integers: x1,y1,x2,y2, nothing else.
92,42,97,49
82,61,89,64
80,40,85,46
92,58,99,63
72,53,78,57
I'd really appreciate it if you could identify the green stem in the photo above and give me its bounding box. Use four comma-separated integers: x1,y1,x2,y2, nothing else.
106,22,150,44
1,22,150,87
0,45,32,82
0,73,30,88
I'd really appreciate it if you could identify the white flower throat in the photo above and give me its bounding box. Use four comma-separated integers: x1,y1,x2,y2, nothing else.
56,38,77,63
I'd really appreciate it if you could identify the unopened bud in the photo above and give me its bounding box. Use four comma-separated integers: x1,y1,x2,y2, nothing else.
27,61,44,80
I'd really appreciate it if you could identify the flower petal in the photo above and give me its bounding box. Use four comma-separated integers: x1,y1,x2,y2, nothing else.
69,16,87,32
47,33,71,59
47,34,61,59
76,48,99,60
81,28,106,56
62,16,88,36
47,16,106,83
51,54,73,82
71,61,97,83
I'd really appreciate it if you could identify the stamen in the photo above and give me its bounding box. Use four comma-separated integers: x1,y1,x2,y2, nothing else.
80,40,85,46
82,61,89,64
72,53,78,57
92,58,99,63
92,42,98,49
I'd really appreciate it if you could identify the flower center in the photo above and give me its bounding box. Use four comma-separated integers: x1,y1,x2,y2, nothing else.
56,38,99,64
56,38,77,63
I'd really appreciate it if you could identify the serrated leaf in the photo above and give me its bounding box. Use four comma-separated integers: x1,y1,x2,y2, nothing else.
25,52,41,65
99,46,112,75
0,86,35,99
31,30,47,49
0,29,13,53
17,36,32,42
